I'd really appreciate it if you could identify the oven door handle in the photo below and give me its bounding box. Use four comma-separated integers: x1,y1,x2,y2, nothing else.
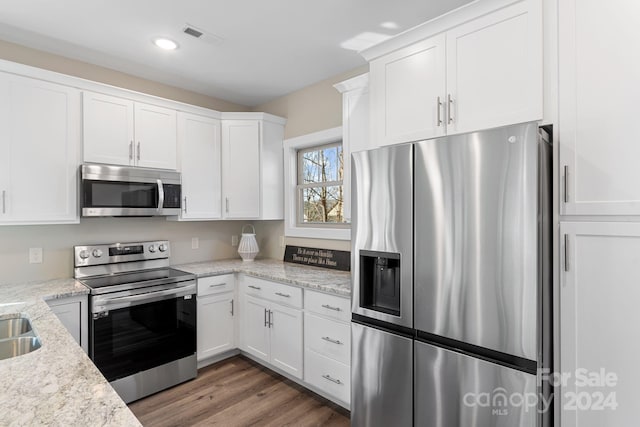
92,284,195,312
157,179,165,211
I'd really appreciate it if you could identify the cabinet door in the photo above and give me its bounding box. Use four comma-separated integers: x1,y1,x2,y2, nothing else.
83,91,134,166
561,222,640,427
446,0,542,135
47,295,88,353
559,0,640,215
0,75,9,220
221,120,260,218
270,303,303,379
243,295,270,363
178,113,222,220
3,75,80,223
134,103,177,170
370,34,446,146
197,292,235,361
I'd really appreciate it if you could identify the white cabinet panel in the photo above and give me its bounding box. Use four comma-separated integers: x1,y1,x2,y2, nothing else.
0,74,80,224
134,103,177,170
177,112,221,220
47,295,88,353
270,304,303,379
370,34,446,146
446,0,542,135
561,222,640,427
83,91,134,166
305,349,350,404
304,290,351,323
304,313,350,364
243,295,270,363
197,292,235,361
197,274,234,297
559,0,640,215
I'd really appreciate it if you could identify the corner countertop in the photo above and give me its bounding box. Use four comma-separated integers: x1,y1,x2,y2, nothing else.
173,259,352,297
0,279,141,427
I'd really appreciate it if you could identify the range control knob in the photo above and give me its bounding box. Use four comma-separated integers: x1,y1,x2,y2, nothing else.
148,245,156,253
158,243,168,252
92,249,103,258
79,250,90,259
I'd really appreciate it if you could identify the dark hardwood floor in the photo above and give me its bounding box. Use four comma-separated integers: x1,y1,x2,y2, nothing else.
129,356,350,426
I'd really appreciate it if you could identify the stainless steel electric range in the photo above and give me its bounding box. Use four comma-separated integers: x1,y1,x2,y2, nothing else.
74,240,197,403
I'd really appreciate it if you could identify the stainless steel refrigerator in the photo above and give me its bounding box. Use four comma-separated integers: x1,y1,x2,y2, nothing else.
351,122,552,427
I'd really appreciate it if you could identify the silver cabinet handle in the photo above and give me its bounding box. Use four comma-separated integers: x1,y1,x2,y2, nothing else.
156,179,164,211
563,165,569,203
209,283,227,288
248,285,261,290
564,234,570,272
183,196,187,213
264,308,268,327
447,94,454,124
321,304,341,312
225,197,229,213
230,299,234,316
275,292,291,298
436,96,442,126
137,141,141,161
129,141,133,161
269,309,273,328
322,374,343,385
321,336,343,345
1,190,5,214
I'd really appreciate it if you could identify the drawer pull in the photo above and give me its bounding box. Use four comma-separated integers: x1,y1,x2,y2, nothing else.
322,374,343,385
248,285,261,290
321,304,341,312
275,292,291,298
209,283,227,288
321,336,343,345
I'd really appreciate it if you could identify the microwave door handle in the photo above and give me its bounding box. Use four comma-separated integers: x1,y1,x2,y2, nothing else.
157,179,164,211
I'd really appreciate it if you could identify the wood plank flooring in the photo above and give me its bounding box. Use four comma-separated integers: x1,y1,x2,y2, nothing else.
128,356,350,426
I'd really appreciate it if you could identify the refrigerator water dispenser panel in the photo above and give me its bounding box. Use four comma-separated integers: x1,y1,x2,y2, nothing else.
360,250,401,316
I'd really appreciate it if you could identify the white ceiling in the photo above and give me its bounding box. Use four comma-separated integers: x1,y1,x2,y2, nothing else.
0,0,473,107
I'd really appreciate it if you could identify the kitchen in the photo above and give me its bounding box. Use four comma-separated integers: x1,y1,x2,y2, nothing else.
0,0,638,426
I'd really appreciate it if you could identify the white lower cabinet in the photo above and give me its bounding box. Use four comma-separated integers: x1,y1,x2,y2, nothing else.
197,275,236,363
305,348,350,404
47,295,88,354
561,222,640,427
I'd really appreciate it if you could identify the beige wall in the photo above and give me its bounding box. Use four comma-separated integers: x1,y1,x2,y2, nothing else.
253,66,368,258
0,39,248,112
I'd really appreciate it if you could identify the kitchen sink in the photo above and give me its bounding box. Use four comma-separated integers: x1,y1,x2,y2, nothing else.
0,337,42,360
0,316,33,339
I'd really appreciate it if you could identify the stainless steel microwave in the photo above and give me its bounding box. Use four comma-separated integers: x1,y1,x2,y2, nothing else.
81,163,181,217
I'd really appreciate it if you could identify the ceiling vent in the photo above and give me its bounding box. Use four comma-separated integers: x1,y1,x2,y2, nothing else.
183,24,224,45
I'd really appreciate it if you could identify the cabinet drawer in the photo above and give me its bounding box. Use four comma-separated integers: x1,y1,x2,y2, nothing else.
305,290,350,322
198,274,234,297
305,349,350,404
304,313,350,364
244,276,302,309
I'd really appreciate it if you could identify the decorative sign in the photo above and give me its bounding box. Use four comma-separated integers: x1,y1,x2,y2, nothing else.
284,245,351,272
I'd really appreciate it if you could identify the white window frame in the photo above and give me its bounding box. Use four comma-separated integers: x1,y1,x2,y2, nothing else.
284,126,350,240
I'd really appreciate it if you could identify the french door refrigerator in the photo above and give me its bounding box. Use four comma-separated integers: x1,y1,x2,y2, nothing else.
351,122,552,427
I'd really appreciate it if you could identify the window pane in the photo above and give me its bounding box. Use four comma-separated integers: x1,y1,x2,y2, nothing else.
301,185,344,223
300,144,343,184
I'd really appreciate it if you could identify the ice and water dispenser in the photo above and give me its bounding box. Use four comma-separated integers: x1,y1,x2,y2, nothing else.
359,250,401,316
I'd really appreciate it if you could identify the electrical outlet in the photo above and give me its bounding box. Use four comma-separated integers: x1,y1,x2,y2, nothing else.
231,235,239,246
29,248,43,264
280,235,285,248
191,237,199,249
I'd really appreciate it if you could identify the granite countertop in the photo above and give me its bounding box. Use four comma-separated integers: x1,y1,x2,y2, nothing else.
0,279,141,427
174,259,352,297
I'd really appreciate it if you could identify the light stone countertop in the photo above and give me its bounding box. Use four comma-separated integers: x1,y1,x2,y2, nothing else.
0,279,141,427
174,258,352,297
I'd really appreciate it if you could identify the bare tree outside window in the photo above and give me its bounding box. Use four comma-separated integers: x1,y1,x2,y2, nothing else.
297,142,345,225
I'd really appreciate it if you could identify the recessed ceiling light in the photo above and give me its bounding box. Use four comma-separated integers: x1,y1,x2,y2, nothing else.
380,21,400,30
153,38,178,50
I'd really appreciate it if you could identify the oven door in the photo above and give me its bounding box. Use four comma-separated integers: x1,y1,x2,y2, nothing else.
90,284,196,382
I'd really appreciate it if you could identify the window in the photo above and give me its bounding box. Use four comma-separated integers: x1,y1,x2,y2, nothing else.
283,127,350,240
297,143,346,226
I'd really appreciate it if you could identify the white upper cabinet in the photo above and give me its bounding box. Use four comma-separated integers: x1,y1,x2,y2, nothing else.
559,0,640,215
177,112,222,220
366,0,542,146
83,91,177,170
0,73,80,224
446,0,542,135
370,34,446,146
221,114,286,220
